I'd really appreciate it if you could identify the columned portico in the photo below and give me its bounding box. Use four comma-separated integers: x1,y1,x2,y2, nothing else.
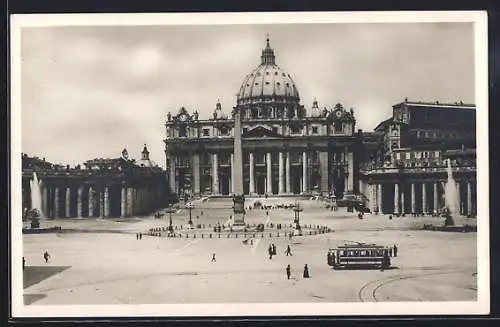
65,187,71,218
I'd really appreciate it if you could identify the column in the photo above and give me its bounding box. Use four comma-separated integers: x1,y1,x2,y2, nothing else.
278,152,285,194
193,154,201,196
77,186,83,218
456,182,461,215
127,187,134,216
52,187,60,218
65,187,71,218
411,183,416,214
347,151,354,192
422,183,427,214
319,152,329,195
369,184,376,212
377,183,383,213
88,187,93,218
467,181,472,216
401,187,405,214
212,153,219,194
433,182,439,213
249,152,255,194
266,152,272,194
169,155,176,194
121,185,127,217
42,186,48,217
394,183,399,214
230,153,234,194
286,152,291,194
302,151,308,193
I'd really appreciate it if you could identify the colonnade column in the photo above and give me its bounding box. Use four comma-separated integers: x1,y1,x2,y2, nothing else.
53,187,60,218
266,152,272,194
456,182,461,215
286,152,291,194
42,186,48,217
249,152,255,194
433,182,438,213
230,153,234,194
394,183,399,214
121,184,127,218
369,184,376,213
212,153,219,194
65,187,71,218
411,183,416,214
88,187,94,218
278,152,285,194
302,151,308,194
127,187,134,216
467,181,472,216
77,186,83,218
422,183,427,214
377,183,383,213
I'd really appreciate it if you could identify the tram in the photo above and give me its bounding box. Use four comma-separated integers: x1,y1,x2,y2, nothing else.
327,242,391,269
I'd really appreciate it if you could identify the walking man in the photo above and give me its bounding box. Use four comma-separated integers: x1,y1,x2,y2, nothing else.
394,244,398,257
43,250,50,263
272,244,277,256
211,253,216,262
286,264,291,280
268,245,273,259
285,245,292,256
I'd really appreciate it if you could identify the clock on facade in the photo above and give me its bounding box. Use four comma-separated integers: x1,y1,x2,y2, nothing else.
335,109,343,119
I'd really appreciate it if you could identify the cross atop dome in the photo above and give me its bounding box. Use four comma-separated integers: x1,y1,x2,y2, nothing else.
261,34,276,65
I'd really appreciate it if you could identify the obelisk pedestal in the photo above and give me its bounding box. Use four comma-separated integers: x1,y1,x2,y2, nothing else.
232,107,246,228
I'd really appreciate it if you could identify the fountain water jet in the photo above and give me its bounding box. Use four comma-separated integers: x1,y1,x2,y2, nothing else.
443,158,459,226
29,171,44,220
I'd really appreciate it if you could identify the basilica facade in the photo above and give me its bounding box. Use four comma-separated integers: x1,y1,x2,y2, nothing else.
164,38,477,217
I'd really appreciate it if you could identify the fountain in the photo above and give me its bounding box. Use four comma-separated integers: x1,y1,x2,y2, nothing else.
27,171,43,228
443,158,458,226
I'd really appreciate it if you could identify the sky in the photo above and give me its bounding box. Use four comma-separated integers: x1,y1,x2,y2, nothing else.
20,22,475,169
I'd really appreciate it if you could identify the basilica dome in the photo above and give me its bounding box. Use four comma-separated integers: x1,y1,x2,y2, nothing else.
237,38,300,105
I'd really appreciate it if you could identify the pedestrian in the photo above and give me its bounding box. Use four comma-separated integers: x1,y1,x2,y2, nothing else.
250,239,253,246
43,250,50,263
211,253,216,262
136,233,139,240
394,244,398,257
286,264,291,280
285,245,292,256
272,244,277,255
303,264,310,278
139,233,142,240
22,257,25,270
268,245,273,259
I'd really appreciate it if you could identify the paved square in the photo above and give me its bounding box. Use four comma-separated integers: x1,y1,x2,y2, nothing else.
22,199,477,305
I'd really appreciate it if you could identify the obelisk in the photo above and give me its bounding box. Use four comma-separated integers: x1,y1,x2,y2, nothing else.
232,107,245,226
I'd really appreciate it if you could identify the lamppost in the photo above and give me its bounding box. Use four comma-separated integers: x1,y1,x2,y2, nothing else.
293,201,303,236
187,202,193,226
168,204,173,232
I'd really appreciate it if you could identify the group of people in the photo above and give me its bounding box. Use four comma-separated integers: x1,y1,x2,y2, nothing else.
135,233,143,240
286,264,310,279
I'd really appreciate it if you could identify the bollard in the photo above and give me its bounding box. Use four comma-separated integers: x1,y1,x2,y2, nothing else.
210,233,212,238
218,234,220,238
236,234,238,238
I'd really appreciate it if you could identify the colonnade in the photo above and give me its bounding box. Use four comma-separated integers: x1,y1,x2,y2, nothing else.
24,183,163,219
368,180,476,216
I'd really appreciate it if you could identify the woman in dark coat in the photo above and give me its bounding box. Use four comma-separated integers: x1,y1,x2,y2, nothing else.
303,264,310,278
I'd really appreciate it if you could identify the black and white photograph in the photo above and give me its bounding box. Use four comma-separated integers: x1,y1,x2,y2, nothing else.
10,11,489,317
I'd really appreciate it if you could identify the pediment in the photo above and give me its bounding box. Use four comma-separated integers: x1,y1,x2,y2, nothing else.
244,126,280,138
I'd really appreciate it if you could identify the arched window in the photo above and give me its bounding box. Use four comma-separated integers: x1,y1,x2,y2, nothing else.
179,124,187,137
